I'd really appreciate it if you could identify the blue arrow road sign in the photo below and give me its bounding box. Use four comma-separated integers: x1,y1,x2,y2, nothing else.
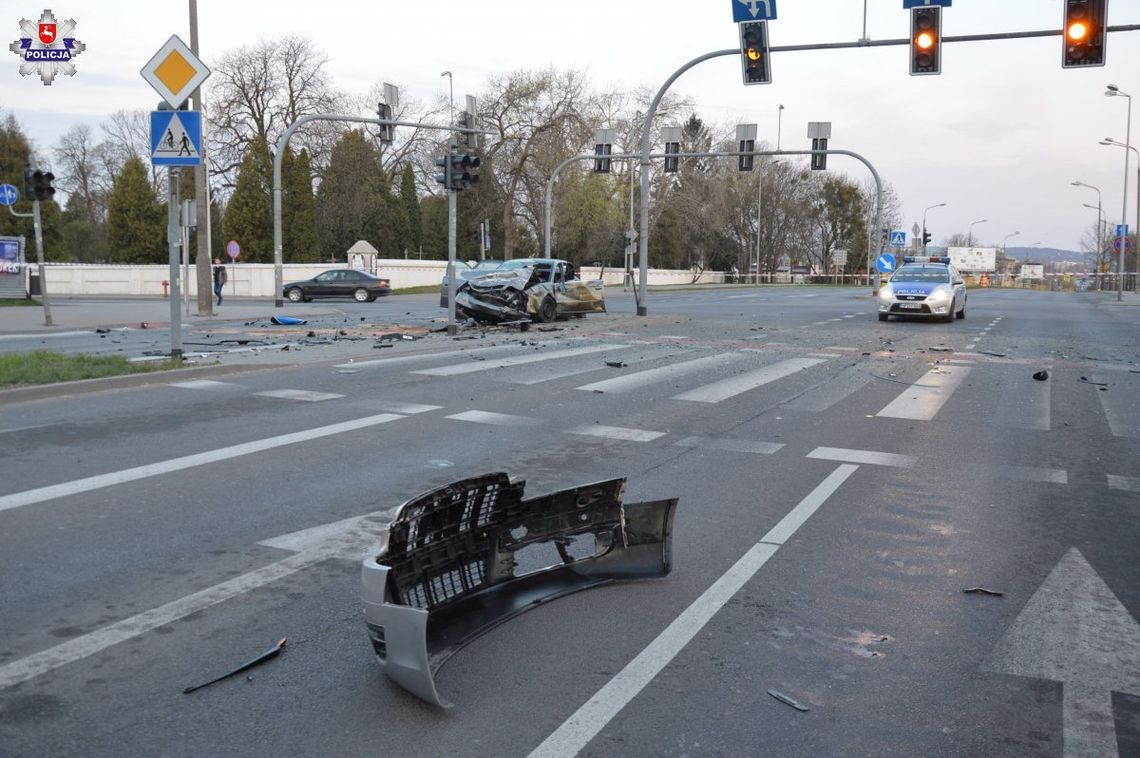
732,0,777,23
889,230,907,247
876,254,897,274
0,184,18,206
903,0,952,8
1117,224,1130,237
151,110,202,167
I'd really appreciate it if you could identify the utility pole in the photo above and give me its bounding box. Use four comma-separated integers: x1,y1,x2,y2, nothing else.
189,0,212,315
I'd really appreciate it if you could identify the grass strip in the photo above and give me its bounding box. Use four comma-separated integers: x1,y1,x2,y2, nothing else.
0,350,182,387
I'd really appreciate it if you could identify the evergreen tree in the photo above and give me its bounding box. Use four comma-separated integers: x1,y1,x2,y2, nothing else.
60,193,108,262
0,113,63,253
399,163,421,256
221,136,273,263
284,148,317,262
419,195,447,259
106,156,165,263
315,130,394,260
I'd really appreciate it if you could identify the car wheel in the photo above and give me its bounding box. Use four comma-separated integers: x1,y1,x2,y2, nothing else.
353,288,369,303
878,312,888,322
287,288,304,303
956,297,966,319
535,296,557,323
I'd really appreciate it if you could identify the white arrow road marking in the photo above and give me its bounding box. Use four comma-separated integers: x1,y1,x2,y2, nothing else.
0,509,396,690
0,413,405,513
529,464,858,758
985,548,1140,758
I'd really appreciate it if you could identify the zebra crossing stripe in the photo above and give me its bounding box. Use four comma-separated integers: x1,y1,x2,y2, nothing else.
876,366,972,421
672,357,826,403
412,344,624,377
576,353,745,394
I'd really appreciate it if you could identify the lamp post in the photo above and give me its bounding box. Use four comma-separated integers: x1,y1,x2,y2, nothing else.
1073,180,1104,285
922,202,947,254
777,104,784,150
1105,85,1133,299
1101,137,1139,288
1002,231,1020,278
967,218,988,247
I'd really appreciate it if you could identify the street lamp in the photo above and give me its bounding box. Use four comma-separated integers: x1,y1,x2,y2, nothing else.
967,218,988,247
1105,84,1133,299
777,104,784,150
1100,137,1139,287
1073,180,1104,284
922,202,947,253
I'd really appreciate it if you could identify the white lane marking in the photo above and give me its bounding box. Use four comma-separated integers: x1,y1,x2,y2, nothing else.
254,389,344,402
1096,379,1140,439
576,353,745,394
413,344,623,377
446,410,542,427
357,400,441,415
827,318,842,322
674,436,784,455
0,510,395,690
658,335,690,340
807,353,841,359
529,465,858,758
673,357,825,403
876,366,972,421
507,348,694,386
334,342,544,370
1107,475,1140,492
567,425,665,443
1011,467,1068,484
0,413,405,514
0,330,92,341
965,344,977,350
842,314,857,318
725,293,762,299
807,446,916,468
169,379,243,391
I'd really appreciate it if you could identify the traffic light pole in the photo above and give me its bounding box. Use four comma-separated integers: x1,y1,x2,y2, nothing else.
446,141,459,335
30,200,52,326
548,147,883,294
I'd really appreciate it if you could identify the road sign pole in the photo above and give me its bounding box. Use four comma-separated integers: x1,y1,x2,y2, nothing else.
167,168,182,359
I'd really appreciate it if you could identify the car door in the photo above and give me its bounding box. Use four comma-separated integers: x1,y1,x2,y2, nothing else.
311,271,338,297
341,271,367,298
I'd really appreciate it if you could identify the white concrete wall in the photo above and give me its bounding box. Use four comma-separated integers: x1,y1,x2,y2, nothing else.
32,261,725,296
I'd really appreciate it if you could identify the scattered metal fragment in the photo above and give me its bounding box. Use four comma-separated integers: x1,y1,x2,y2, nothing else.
373,343,393,349
95,327,110,334
140,322,149,329
963,587,1004,597
183,638,287,694
979,351,1006,358
928,346,952,353
1079,377,1108,386
271,316,308,326
605,361,627,368
767,689,810,712
1032,370,1049,381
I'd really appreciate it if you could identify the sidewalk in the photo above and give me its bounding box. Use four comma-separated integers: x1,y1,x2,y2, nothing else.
0,297,340,334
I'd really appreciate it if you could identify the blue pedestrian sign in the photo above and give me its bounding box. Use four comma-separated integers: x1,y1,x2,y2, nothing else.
732,0,777,23
876,253,897,274
1116,224,1130,238
0,184,18,206
150,110,202,166
889,230,907,247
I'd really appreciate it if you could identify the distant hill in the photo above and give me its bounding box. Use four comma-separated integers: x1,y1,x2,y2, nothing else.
1005,247,1084,264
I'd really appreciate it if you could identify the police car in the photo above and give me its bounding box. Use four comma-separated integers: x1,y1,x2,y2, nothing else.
878,256,966,322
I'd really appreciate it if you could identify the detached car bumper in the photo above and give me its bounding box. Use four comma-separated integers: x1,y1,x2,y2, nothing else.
361,472,677,708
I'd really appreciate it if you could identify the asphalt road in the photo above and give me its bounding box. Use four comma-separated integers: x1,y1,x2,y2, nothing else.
1,287,1138,757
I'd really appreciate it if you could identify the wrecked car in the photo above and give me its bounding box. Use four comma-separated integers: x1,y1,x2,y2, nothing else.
452,258,606,324
361,472,677,707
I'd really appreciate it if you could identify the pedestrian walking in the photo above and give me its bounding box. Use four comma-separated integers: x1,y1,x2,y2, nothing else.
213,258,227,305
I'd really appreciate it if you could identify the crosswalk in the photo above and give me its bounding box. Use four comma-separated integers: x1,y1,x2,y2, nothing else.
166,338,1140,444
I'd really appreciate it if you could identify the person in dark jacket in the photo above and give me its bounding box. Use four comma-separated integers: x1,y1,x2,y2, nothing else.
213,258,227,305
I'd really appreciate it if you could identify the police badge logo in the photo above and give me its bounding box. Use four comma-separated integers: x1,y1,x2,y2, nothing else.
9,9,85,85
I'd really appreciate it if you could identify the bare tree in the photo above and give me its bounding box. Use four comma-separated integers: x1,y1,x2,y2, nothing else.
208,35,343,188
54,124,108,223
100,109,160,191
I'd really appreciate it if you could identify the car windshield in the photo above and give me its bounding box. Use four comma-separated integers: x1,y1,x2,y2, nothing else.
892,266,950,283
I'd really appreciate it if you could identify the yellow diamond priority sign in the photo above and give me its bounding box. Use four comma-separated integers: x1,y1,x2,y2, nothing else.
141,35,210,110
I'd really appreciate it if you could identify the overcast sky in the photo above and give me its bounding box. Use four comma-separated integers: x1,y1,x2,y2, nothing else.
5,0,1140,251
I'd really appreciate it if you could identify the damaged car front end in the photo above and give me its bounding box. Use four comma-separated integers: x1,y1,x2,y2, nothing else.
453,258,606,324
360,472,676,707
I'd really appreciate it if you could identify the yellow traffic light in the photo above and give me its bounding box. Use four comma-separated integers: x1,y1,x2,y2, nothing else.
1067,21,1089,42
746,47,761,62
915,31,935,50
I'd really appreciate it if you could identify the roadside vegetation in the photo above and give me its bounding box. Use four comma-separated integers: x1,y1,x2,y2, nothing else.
0,350,182,387
0,298,39,307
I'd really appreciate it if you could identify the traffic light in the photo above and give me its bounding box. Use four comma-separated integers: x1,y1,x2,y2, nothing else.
663,140,680,173
910,7,941,76
738,139,754,172
594,142,612,174
436,154,479,192
29,170,55,202
923,229,932,246
1063,0,1107,68
23,169,34,199
739,22,771,86
459,111,480,149
376,102,394,143
880,226,889,245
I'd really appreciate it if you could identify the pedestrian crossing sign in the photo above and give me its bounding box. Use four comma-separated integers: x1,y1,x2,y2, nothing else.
150,110,201,166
